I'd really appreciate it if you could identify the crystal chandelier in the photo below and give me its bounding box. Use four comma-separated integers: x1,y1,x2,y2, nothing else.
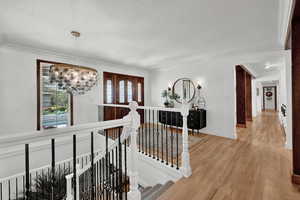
49,63,98,95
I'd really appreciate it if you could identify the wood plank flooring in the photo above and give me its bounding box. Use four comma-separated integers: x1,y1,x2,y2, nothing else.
158,112,300,200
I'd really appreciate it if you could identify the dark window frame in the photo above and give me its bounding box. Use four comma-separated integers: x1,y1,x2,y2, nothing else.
36,59,74,130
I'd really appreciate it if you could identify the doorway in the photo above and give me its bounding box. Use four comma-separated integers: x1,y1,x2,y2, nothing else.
103,72,144,120
235,65,253,128
263,86,277,111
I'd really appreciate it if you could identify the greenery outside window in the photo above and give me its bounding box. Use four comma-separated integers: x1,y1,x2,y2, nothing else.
37,60,73,130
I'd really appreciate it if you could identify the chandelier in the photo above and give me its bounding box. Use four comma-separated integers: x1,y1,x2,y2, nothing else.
49,63,98,95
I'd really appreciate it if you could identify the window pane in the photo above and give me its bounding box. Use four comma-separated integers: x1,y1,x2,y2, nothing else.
106,80,113,103
128,81,133,102
138,83,142,102
41,64,70,129
119,80,125,103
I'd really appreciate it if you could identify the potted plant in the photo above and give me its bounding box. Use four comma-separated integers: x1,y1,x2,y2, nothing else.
161,88,180,108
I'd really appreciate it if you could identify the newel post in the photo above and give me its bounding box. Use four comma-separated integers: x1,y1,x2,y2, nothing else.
180,102,192,177
127,101,141,200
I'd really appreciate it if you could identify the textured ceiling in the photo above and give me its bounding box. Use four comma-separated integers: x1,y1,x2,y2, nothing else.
0,0,281,69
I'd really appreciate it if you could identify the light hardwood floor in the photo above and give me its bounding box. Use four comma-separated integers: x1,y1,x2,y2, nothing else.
158,112,300,200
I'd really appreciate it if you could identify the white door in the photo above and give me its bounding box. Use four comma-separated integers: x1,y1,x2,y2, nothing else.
264,87,276,110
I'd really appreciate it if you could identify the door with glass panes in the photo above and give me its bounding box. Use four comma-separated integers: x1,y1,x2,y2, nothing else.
103,72,144,121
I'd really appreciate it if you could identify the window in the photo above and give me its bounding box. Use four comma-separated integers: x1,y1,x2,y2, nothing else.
119,80,125,103
138,83,142,102
37,60,73,130
127,81,133,102
106,80,113,103
103,72,144,105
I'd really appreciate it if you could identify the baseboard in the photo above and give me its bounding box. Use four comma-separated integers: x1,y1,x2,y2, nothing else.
236,123,246,128
292,173,300,185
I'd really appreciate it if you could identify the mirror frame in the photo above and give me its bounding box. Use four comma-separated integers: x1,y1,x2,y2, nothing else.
172,78,196,104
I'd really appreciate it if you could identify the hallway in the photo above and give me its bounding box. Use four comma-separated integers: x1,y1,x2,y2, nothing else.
158,112,300,200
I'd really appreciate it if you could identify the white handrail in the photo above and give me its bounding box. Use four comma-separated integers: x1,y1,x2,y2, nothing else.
0,118,130,148
99,103,182,112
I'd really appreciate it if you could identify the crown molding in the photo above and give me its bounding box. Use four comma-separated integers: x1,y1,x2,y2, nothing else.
0,38,151,73
278,0,294,49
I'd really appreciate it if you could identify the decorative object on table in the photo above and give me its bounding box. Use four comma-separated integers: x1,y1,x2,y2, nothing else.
161,87,180,108
49,63,98,95
193,83,206,110
172,78,196,104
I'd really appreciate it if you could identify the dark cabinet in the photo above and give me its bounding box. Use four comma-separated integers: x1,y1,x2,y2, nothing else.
158,109,206,130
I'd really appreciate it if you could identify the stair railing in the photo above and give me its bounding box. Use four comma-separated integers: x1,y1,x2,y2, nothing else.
65,101,142,200
98,102,192,178
0,102,141,200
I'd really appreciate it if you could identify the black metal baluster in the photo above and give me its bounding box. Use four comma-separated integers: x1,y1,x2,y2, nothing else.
148,109,151,157
35,172,38,200
25,144,29,200
0,182,2,200
152,109,155,159
166,113,169,165
41,170,45,199
161,112,164,163
73,135,77,200
171,113,174,167
51,139,55,200
109,152,112,200
145,109,147,155
15,178,18,200
112,149,115,200
105,130,109,200
99,159,102,200
176,112,179,169
138,126,141,152
91,132,95,200
115,146,119,200
142,111,144,154
118,128,123,200
97,160,100,200
124,139,128,200
8,180,10,200
156,110,159,161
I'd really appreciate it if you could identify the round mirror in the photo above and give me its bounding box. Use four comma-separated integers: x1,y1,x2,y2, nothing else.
172,78,196,104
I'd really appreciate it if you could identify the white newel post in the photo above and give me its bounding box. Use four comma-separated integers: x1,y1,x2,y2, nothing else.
127,101,142,200
65,174,73,200
180,101,192,177
65,164,81,200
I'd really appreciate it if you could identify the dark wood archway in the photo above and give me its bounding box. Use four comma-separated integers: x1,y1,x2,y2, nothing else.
291,0,300,184
236,65,252,128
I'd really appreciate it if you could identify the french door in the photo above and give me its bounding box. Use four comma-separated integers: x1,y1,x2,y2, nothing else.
103,72,144,120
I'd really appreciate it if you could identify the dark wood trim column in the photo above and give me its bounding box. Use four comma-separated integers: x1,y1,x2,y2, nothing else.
236,65,246,128
292,1,300,185
245,73,252,121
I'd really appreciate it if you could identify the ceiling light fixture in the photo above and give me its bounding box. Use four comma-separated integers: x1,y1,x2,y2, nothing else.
48,30,99,95
49,63,98,95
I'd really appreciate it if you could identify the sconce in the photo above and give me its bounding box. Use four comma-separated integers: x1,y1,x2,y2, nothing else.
197,84,202,90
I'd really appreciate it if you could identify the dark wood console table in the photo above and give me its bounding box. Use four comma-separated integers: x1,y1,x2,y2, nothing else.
158,109,206,130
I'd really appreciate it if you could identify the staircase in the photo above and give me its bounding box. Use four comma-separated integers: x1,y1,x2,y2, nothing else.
140,181,174,200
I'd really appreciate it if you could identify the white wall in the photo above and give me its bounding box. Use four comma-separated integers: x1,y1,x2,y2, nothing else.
284,50,292,149
0,44,150,136
150,59,236,139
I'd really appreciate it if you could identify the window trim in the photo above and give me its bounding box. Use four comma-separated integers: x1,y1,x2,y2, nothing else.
37,59,74,131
